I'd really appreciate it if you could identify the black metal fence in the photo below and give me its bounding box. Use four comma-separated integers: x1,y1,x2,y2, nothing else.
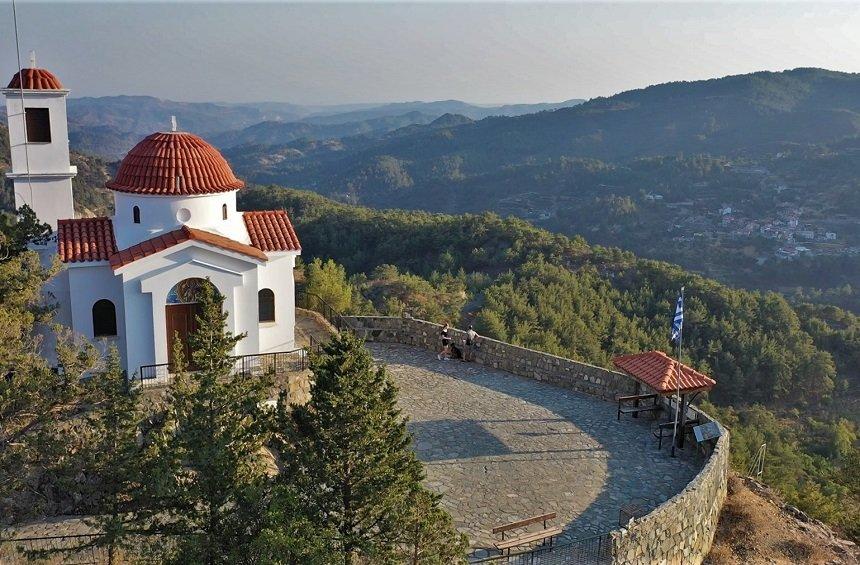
0,533,175,564
137,348,309,388
471,533,613,565
296,290,354,334
0,534,104,564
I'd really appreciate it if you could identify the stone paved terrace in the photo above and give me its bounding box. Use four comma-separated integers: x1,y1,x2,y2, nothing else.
369,343,702,551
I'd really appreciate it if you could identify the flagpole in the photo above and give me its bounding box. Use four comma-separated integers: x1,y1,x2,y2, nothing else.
671,286,684,458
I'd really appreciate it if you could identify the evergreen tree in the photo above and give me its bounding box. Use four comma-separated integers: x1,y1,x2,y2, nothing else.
0,205,52,258
276,332,466,564
0,251,99,520
398,489,468,564
153,282,272,564
62,347,146,564
304,258,353,313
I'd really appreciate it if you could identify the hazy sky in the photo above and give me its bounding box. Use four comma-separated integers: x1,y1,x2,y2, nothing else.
3,2,860,105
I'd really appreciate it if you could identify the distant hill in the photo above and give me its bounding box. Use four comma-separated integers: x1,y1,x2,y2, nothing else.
46,96,582,159
211,111,440,149
297,99,584,125
225,68,860,201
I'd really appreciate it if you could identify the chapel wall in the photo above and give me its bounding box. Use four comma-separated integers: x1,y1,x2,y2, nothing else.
112,191,248,250
257,253,299,353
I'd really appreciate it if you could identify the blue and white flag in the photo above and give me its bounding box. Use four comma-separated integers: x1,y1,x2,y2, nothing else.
670,291,684,344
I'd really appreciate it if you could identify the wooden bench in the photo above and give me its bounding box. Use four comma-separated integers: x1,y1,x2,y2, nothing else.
616,393,662,421
492,512,562,555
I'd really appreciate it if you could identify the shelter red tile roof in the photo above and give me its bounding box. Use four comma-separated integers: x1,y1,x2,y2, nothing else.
6,68,64,90
57,218,117,263
243,211,301,252
109,225,267,270
613,351,716,394
106,132,244,196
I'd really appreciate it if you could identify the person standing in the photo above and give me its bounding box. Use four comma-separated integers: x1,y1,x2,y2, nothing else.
464,325,479,362
438,322,452,360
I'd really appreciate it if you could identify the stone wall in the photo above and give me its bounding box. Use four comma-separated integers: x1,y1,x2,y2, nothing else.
343,315,730,565
343,315,638,401
611,403,729,564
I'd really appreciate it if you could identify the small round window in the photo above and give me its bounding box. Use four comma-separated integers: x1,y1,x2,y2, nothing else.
176,208,191,223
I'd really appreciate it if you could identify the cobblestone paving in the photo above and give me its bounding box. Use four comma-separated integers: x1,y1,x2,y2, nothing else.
369,343,702,551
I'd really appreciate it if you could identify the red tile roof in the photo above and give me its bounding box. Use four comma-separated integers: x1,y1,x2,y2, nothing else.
106,132,244,196
243,210,301,252
57,218,117,263
6,68,64,90
109,225,267,270
613,351,716,394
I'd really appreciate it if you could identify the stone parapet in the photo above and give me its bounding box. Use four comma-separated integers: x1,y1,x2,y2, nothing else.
343,315,637,400
343,315,729,564
611,403,729,564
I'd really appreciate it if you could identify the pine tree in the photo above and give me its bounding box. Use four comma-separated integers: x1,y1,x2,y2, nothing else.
275,332,466,564
0,251,99,520
153,281,272,564
62,347,146,564
399,489,468,564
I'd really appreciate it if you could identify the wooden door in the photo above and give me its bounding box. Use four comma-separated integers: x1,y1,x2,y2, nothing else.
166,303,198,368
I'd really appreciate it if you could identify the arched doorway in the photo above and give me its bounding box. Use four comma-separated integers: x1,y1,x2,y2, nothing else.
165,278,217,367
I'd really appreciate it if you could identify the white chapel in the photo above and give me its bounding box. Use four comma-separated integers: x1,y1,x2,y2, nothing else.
3,63,302,377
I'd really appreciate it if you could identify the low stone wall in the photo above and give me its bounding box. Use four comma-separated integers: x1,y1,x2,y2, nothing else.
343,315,730,565
344,315,637,401
611,403,729,564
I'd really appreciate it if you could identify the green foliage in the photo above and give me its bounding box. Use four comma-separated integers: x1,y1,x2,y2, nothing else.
241,187,860,540
305,258,353,313
0,251,98,521
152,283,272,564
702,401,860,538
357,264,467,323
275,332,466,563
63,348,147,563
0,205,52,257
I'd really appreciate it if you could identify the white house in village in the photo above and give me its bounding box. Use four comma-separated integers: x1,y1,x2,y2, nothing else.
3,63,301,377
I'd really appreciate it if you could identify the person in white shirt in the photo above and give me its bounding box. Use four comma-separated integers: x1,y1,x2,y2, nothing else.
464,325,479,362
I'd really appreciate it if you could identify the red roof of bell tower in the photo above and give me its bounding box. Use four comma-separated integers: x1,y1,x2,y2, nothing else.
6,68,64,90
106,132,244,196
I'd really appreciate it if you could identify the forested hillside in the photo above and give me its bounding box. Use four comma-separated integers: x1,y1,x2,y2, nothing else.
226,68,860,198
240,186,860,540
224,69,860,312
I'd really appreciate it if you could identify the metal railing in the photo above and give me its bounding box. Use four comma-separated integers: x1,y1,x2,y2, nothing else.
470,533,612,565
0,532,186,564
137,348,308,388
296,289,354,334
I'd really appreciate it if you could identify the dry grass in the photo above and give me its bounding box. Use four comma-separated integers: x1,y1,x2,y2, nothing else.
707,475,857,564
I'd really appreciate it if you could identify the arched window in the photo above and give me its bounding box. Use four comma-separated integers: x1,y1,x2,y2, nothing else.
92,299,117,337
133,206,141,224
258,289,275,322
222,203,228,220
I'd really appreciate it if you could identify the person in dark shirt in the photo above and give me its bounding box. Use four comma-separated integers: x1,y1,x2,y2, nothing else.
437,322,452,360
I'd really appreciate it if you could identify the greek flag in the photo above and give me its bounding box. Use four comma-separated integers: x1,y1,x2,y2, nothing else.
671,291,684,344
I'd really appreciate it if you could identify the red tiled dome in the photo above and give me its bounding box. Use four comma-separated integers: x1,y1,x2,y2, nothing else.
6,68,64,90
106,132,244,196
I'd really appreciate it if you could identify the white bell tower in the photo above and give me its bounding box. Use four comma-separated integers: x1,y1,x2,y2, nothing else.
2,53,76,232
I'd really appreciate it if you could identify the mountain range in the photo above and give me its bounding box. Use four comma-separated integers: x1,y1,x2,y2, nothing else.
5,96,582,159
223,68,860,201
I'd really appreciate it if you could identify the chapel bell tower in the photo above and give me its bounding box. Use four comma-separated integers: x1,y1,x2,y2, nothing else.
2,53,76,232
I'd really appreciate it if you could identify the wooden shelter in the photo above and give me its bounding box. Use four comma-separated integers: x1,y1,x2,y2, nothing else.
613,351,716,449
